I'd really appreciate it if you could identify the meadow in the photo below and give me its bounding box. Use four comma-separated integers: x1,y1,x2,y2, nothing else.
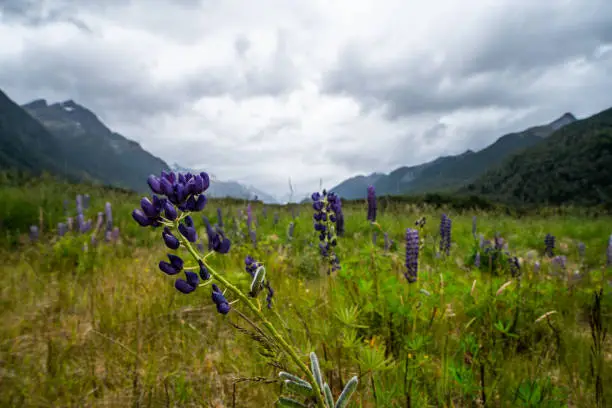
0,173,610,407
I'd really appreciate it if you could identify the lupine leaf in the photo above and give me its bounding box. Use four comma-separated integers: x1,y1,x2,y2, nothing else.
277,397,307,407
284,379,314,397
323,382,334,408
279,371,311,387
249,266,266,297
334,376,358,408
309,352,323,389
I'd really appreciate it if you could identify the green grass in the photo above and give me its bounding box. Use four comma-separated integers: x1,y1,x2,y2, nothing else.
0,177,610,407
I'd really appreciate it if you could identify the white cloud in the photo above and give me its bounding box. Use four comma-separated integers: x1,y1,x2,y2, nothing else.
0,0,611,198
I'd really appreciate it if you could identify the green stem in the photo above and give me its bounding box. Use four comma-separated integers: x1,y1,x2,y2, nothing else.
180,235,327,408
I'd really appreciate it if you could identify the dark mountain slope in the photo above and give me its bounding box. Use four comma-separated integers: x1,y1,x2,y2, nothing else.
464,108,612,206
22,99,169,192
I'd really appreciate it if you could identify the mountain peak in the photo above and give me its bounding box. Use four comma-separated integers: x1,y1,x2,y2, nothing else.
548,112,577,131
22,99,48,110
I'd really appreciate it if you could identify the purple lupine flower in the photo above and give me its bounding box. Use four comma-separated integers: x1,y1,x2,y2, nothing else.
76,194,83,216
509,256,520,277
312,190,342,272
494,234,504,251
175,271,199,294
404,228,419,283
111,227,120,242
552,255,567,271
474,251,481,268
439,214,452,256
178,215,198,243
479,234,485,249
245,255,260,277
29,225,39,243
544,233,555,257
159,254,184,275
287,222,295,240
58,222,67,237
472,216,477,239
94,212,104,233
198,260,210,280
202,216,231,254
105,202,113,232
105,230,112,242
162,227,180,249
578,242,586,258
76,214,85,234
211,284,230,314
367,186,377,222
90,234,97,247
249,230,257,248
217,207,224,228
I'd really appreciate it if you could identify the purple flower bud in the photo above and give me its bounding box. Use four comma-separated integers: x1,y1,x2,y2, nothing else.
175,277,197,294
211,284,230,314
160,177,173,195
193,195,207,211
111,227,120,242
178,223,197,243
198,260,210,280
159,261,180,275
474,251,481,268
147,175,162,194
76,194,83,216
140,197,159,218
163,201,177,221
607,234,612,267
199,172,210,192
132,209,151,226
162,227,180,249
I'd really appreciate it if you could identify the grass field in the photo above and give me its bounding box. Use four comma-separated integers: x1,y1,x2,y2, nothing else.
0,175,610,407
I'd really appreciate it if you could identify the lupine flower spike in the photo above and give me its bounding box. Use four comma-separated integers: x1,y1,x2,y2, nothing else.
405,228,419,283
367,185,377,222
312,190,342,273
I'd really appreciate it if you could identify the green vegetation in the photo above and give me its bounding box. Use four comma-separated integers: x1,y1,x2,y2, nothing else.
1,176,610,407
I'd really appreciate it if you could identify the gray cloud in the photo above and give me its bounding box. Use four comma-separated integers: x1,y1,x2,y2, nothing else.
322,2,612,119
2,0,612,198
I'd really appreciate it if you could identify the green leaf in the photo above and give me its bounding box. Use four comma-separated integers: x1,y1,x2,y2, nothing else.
335,376,358,408
249,265,266,297
284,380,314,397
277,397,307,407
310,352,323,390
279,372,311,387
323,382,334,408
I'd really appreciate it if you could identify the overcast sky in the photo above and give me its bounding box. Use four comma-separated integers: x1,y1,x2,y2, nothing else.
1,0,611,198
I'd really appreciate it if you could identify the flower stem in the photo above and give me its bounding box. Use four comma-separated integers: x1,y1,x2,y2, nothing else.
180,236,327,408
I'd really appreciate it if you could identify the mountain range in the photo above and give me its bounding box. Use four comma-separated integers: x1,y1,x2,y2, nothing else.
463,107,612,206
0,88,277,199
331,113,578,199
2,86,610,207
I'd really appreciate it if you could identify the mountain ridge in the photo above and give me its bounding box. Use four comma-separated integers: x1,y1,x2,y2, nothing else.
331,112,578,199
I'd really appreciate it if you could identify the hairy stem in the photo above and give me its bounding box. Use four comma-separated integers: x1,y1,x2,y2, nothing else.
179,234,327,408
